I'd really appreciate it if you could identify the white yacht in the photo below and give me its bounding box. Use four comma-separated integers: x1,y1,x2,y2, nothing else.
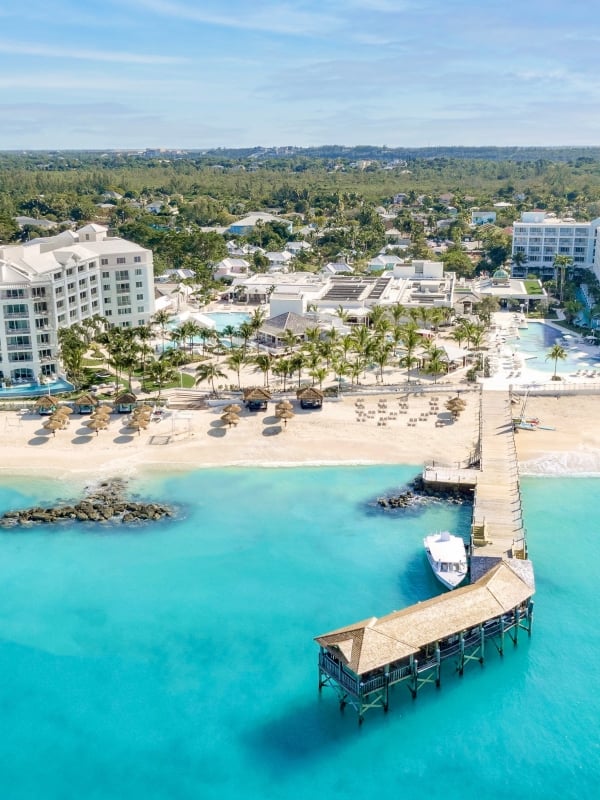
423,531,468,590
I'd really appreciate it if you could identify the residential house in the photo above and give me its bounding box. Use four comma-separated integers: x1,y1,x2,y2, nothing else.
213,258,250,281
227,212,293,236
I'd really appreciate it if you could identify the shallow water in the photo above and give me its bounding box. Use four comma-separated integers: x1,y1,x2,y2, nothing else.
0,468,597,799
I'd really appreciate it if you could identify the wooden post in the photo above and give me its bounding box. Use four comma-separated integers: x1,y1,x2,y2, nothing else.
384,666,390,712
479,624,485,664
499,616,505,656
458,632,465,676
435,645,441,688
514,607,520,646
410,656,418,699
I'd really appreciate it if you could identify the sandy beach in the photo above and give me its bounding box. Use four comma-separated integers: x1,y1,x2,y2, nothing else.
514,394,600,475
0,390,479,485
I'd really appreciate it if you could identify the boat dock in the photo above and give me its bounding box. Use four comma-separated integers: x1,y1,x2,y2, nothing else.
315,389,534,723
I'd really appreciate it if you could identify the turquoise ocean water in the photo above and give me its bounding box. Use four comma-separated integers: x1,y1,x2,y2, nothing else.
0,467,598,799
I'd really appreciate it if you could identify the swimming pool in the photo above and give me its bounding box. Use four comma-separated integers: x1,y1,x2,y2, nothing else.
201,311,251,332
0,378,75,399
511,321,600,375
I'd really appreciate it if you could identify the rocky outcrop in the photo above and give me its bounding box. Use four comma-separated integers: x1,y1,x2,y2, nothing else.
0,479,174,527
376,475,473,511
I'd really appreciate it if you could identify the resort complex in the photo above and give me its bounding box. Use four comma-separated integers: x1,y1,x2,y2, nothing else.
0,225,154,386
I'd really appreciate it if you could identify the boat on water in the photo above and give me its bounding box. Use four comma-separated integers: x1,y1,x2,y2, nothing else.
423,531,468,590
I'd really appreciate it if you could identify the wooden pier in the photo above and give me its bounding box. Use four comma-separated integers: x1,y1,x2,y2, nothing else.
315,389,534,723
316,559,534,724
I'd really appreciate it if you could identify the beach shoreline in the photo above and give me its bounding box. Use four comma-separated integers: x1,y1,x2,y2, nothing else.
2,390,600,487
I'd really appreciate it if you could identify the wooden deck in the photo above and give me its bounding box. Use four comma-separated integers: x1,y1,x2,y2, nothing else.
424,390,526,580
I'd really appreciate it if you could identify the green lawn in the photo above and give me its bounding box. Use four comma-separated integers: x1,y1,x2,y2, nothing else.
524,280,543,295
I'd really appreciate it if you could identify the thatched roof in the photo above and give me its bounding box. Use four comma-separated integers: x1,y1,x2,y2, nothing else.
296,386,324,401
243,387,272,401
34,396,56,409
113,391,137,405
75,393,99,406
315,559,534,676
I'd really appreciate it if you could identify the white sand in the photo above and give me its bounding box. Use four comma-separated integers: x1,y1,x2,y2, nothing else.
514,394,600,475
0,392,479,485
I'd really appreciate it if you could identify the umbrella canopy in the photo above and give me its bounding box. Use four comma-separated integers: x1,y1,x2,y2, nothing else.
275,400,293,411
221,411,240,427
223,403,242,414
56,405,74,415
276,408,295,427
43,418,64,435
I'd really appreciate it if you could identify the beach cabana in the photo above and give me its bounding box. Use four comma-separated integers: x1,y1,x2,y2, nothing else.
73,393,99,415
34,396,58,415
242,387,271,412
296,386,324,410
113,391,137,414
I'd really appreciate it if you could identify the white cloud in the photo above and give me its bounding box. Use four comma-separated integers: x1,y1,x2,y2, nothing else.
124,0,339,37
0,40,187,65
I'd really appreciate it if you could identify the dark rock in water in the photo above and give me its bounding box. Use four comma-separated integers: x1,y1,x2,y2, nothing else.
0,478,175,529
375,474,474,513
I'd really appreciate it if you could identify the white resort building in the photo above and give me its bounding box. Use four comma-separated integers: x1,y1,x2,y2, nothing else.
0,224,154,385
511,211,600,279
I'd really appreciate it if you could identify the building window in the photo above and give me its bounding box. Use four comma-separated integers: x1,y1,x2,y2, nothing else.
115,270,129,280
78,265,86,273
79,279,86,288
67,282,75,291
117,308,131,315
116,257,126,265
58,314,65,323
137,294,144,301
137,306,145,313
117,295,131,307
66,268,74,276
55,286,63,295
102,271,110,278
92,300,99,308
79,292,87,301
70,310,77,319
53,272,62,280
56,300,64,309
68,295,76,305
103,284,111,291
101,260,109,267
105,310,112,317
31,287,46,298
3,289,25,299
134,257,142,264
81,305,89,314
136,281,143,288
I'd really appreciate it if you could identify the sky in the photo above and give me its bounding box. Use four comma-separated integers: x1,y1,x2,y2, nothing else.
0,0,598,150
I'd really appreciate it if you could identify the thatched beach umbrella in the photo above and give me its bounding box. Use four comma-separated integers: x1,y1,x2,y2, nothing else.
56,405,74,415
221,411,240,428
43,418,63,436
445,397,467,420
276,408,295,428
223,403,242,414
85,418,106,436
275,399,293,411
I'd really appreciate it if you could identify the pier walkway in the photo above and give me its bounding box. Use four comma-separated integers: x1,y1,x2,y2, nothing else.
423,389,526,579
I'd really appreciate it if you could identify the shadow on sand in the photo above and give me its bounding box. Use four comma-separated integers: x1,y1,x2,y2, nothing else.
28,435,52,446
207,426,227,438
262,425,282,436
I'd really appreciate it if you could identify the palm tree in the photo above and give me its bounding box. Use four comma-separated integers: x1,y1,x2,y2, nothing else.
373,341,394,382
389,302,406,327
195,362,227,394
272,357,292,391
554,254,573,302
253,353,274,387
424,346,448,383
282,328,299,353
238,321,254,356
226,349,247,389
289,352,305,387
221,324,237,349
546,343,567,380
398,324,421,382
153,309,172,355
309,366,327,389
249,307,267,352
335,305,350,326
147,358,177,400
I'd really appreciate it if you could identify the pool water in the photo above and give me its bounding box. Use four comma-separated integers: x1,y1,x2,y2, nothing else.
0,378,74,399
202,311,250,332
511,321,600,374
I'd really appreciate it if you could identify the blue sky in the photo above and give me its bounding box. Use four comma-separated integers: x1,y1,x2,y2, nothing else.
0,0,597,149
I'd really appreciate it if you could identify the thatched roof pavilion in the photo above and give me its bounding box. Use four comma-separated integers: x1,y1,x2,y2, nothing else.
296,386,324,409
34,395,58,415
113,391,137,413
316,560,534,677
242,386,271,411
73,394,99,414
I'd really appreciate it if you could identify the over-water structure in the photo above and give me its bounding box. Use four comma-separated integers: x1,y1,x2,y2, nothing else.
315,389,534,723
